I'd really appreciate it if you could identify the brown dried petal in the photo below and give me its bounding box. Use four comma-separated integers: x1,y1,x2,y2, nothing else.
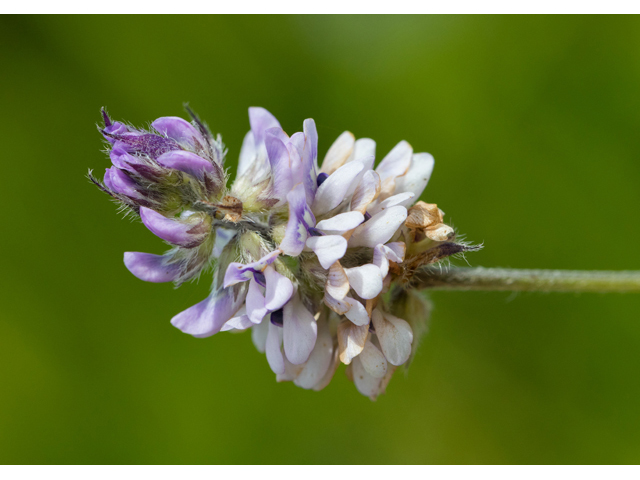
405,201,442,230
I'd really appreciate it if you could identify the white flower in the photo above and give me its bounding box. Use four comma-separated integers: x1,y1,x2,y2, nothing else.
96,106,476,399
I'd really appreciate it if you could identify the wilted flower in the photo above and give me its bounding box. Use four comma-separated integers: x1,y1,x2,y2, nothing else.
90,106,478,399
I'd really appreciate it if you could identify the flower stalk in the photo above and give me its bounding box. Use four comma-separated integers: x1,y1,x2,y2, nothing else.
412,267,640,293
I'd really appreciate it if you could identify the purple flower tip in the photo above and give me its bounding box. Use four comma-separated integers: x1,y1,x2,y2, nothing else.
101,108,112,127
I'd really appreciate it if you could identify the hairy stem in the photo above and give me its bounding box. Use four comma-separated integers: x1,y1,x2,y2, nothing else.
412,267,640,293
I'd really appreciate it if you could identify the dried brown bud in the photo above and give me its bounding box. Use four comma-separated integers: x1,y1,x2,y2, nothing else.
405,201,443,230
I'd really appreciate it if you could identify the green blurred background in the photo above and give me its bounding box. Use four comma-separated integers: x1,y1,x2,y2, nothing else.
1,15,640,464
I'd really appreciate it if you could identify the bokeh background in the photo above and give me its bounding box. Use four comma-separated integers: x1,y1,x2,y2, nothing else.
1,15,640,464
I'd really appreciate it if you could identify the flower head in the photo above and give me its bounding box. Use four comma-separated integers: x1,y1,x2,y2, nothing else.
91,106,478,399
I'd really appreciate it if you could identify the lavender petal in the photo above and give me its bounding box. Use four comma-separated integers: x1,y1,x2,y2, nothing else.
109,147,144,173
283,294,318,365
249,107,281,148
279,183,315,257
152,116,206,150
123,252,181,283
104,167,141,198
265,131,292,203
171,286,246,338
223,250,282,287
264,266,294,312
246,277,268,324
302,118,318,203
155,150,215,180
139,207,206,247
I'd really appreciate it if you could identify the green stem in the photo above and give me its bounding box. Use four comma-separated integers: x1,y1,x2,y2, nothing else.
412,267,640,293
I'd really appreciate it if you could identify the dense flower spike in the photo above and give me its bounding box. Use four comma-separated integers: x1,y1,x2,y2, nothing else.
91,106,479,399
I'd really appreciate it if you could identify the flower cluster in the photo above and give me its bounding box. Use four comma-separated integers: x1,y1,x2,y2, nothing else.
91,107,477,399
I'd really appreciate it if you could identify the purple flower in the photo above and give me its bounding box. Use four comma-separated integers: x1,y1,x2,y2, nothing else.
91,106,478,398
101,108,128,143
